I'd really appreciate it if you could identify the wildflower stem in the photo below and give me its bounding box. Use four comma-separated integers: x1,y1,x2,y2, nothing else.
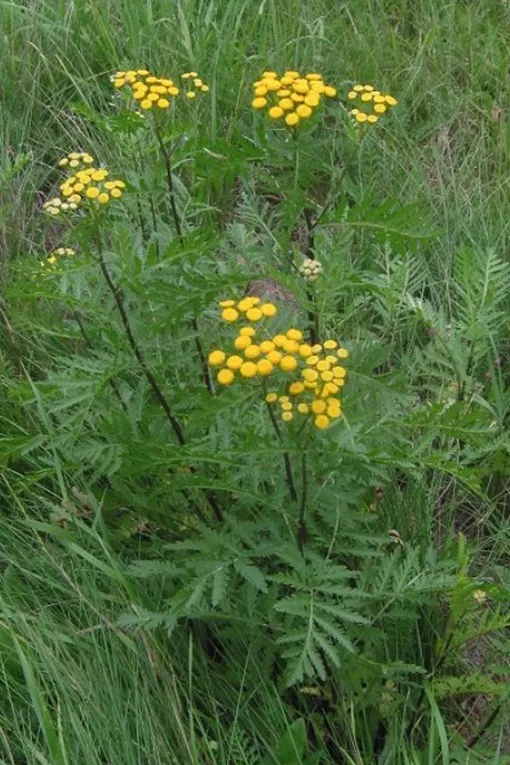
303,209,320,344
97,252,186,445
297,449,308,554
265,400,298,504
152,119,213,395
153,120,183,239
136,134,160,257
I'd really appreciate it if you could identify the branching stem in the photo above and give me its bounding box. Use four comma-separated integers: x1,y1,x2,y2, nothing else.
153,119,213,395
94,228,223,523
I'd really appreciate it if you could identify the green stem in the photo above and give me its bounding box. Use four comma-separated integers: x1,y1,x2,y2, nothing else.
153,119,183,239
298,449,308,554
264,396,298,504
152,119,213,395
97,250,186,445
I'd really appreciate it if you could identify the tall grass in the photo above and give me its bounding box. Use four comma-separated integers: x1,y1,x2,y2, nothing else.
2,0,510,263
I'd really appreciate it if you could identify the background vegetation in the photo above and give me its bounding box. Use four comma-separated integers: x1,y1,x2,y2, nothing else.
2,0,510,763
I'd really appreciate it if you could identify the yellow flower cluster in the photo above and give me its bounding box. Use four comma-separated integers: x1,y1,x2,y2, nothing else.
265,339,347,430
43,158,126,216
218,295,278,325
347,84,398,124
43,196,78,216
208,298,348,430
251,70,337,127
112,69,180,110
58,151,94,169
40,247,76,271
181,71,210,99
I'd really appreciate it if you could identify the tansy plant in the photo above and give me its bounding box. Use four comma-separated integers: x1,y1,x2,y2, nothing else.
31,67,498,721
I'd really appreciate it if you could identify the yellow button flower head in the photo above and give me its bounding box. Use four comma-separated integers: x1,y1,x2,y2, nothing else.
289,381,305,395
222,308,239,322
285,112,299,127
298,344,313,358
259,340,275,354
267,350,282,364
311,399,326,414
346,83,398,125
315,415,330,430
257,359,274,376
296,104,312,119
272,334,287,347
240,362,257,379
283,339,299,354
234,335,252,351
226,355,244,370
244,344,261,359
246,307,263,322
218,369,235,385
251,68,337,127
266,392,278,403
302,368,318,382
282,411,293,422
208,350,226,366
280,356,298,372
261,302,277,317
269,106,284,119
237,297,254,312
